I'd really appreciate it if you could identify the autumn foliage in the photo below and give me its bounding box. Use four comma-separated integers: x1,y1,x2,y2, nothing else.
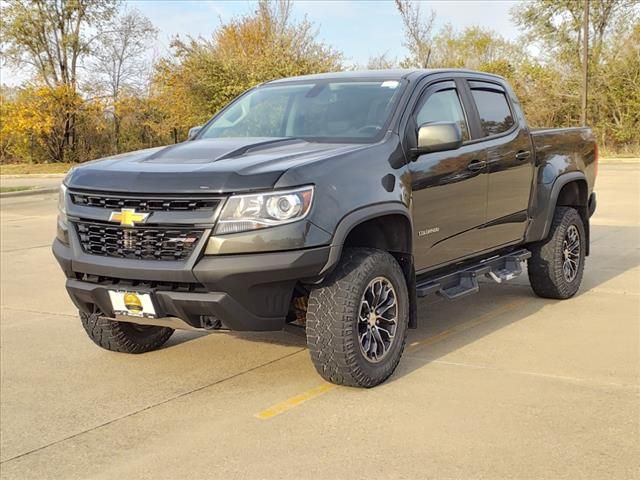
0,0,638,165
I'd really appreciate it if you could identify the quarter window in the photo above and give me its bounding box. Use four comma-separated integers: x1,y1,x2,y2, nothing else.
415,89,470,141
471,89,515,136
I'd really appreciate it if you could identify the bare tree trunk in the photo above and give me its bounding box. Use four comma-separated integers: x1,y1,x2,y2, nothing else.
114,114,121,154
580,0,590,126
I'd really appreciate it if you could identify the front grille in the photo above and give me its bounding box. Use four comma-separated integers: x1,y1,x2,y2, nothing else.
75,222,204,260
70,192,221,212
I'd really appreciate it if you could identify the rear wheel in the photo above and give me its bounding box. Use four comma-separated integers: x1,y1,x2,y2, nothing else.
81,310,174,354
528,207,586,299
306,248,409,388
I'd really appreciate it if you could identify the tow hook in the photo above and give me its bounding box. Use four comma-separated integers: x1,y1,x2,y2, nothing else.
200,316,223,330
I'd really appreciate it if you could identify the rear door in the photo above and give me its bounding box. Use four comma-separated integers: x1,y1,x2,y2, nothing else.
407,80,489,271
466,80,535,245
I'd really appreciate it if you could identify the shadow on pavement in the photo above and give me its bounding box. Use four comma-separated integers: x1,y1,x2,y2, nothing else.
159,223,639,384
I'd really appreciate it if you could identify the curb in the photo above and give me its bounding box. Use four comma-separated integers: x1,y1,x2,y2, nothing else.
0,187,59,198
599,158,640,164
0,173,66,179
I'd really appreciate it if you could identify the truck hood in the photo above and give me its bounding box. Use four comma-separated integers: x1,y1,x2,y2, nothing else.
66,138,366,193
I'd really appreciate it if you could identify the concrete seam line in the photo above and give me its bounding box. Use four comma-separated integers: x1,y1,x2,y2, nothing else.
0,348,308,465
0,306,77,318
431,360,640,391
583,287,640,297
1,244,53,253
2,216,52,223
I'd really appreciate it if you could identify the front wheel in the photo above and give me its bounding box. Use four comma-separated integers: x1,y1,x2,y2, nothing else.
306,248,409,388
81,311,174,354
528,206,586,299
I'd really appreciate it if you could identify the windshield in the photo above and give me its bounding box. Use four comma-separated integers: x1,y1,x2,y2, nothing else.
199,79,405,142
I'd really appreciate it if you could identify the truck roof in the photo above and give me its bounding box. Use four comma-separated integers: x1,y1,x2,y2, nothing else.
265,68,506,84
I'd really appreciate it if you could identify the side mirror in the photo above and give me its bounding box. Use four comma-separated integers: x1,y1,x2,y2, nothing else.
188,125,203,140
415,122,462,156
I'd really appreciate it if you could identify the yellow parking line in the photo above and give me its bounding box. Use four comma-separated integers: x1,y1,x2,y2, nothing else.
255,383,337,420
408,298,530,350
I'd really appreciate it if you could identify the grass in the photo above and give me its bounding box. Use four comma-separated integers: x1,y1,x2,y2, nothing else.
0,186,35,193
0,163,74,175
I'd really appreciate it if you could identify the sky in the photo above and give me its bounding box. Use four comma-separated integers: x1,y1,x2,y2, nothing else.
131,0,523,64
2,0,523,86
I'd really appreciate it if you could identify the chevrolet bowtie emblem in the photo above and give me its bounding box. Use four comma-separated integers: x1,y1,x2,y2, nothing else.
109,208,150,227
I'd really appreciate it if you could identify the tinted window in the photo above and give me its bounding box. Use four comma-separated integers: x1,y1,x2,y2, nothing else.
200,80,404,142
471,89,514,136
415,89,469,141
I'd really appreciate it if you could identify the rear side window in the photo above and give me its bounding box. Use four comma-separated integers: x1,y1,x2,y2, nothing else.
415,89,470,141
471,89,514,136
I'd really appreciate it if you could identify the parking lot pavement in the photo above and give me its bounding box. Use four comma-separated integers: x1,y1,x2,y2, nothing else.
1,164,638,479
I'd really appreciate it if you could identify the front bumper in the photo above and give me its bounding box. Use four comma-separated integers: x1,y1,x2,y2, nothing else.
53,239,331,331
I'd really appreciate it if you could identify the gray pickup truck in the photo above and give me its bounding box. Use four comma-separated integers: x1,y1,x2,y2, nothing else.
53,69,597,387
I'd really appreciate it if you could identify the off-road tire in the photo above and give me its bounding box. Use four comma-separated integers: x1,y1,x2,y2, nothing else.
528,207,586,299
81,311,174,354
306,248,409,388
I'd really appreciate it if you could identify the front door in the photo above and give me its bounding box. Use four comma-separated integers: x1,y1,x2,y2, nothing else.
408,81,489,272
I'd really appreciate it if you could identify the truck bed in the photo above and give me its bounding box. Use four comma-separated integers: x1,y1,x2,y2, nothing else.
530,126,597,188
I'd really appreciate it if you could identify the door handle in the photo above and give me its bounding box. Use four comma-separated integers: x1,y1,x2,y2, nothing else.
467,159,486,172
515,151,531,161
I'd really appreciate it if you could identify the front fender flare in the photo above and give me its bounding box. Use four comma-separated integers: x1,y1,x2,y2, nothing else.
318,202,413,276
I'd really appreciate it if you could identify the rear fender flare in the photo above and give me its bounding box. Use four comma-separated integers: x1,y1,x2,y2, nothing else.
526,171,589,243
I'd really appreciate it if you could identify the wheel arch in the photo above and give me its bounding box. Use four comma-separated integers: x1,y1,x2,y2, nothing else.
319,204,418,328
526,172,591,255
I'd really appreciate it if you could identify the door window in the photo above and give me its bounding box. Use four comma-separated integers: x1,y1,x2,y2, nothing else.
415,89,470,141
471,89,514,136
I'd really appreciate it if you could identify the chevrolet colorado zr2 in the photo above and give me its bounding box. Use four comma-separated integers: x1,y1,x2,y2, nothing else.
53,69,597,387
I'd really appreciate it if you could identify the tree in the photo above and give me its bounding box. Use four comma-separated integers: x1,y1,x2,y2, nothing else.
150,0,342,142
89,9,157,102
394,0,436,68
213,0,341,82
512,0,640,149
512,0,638,67
366,52,398,70
594,23,640,151
0,85,83,163
88,9,157,152
430,25,522,74
1,0,118,161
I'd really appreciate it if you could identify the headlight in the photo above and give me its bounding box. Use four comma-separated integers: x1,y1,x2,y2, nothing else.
58,183,68,216
56,183,69,244
215,186,314,235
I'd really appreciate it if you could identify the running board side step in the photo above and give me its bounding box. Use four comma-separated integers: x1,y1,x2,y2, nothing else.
416,249,532,300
